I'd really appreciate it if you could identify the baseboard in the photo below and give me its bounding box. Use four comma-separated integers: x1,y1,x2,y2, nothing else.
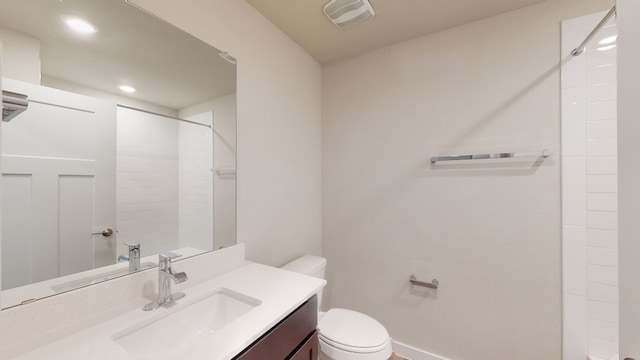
392,340,451,360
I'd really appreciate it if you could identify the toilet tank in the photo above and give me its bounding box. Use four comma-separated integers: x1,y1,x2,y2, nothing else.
281,255,327,309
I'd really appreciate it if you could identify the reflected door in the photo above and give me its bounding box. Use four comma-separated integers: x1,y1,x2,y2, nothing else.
1,78,116,290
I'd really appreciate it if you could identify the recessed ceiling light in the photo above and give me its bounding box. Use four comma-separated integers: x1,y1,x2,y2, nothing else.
62,15,98,34
119,85,136,93
599,35,618,46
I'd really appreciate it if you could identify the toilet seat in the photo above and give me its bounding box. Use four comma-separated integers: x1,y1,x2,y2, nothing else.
317,308,392,360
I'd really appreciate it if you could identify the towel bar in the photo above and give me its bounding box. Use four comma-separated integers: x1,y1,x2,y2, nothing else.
409,275,439,289
431,150,552,164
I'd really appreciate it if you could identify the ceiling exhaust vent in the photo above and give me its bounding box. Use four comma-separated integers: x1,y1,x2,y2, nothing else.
323,0,375,30
2,90,28,122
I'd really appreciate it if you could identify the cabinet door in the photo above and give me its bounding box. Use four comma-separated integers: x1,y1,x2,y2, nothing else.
289,331,318,360
233,295,317,360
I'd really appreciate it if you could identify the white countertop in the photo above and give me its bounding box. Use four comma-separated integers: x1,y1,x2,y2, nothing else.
9,262,326,360
1,247,206,309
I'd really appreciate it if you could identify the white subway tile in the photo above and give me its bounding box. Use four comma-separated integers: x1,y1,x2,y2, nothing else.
588,264,618,285
590,25,617,45
564,17,619,358
116,110,180,254
587,138,617,157
561,87,586,156
589,319,617,341
563,294,588,360
589,337,616,360
586,41,618,67
587,193,618,212
587,83,617,102
588,283,619,304
587,175,618,193
587,157,617,175
586,49,616,68
587,211,618,230
563,226,588,296
589,301,619,323
587,25,617,52
587,247,618,268
562,157,587,226
563,20,592,55
587,64,617,85
587,229,618,249
586,101,617,121
587,119,617,139
562,56,586,89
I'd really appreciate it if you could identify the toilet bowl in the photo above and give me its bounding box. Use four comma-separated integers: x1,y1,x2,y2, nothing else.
282,256,393,360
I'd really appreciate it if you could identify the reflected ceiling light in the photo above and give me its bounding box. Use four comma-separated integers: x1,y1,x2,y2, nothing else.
599,35,618,45
62,15,98,34
597,44,616,52
119,85,136,93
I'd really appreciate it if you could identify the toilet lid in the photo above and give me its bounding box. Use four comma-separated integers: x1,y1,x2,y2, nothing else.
318,308,390,353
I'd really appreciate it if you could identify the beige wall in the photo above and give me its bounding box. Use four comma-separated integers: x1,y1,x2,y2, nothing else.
321,0,611,359
0,27,40,84
617,0,640,358
130,0,323,266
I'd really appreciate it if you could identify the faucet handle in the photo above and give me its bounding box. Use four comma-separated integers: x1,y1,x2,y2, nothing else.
158,252,182,269
160,252,181,258
159,252,181,260
124,243,140,250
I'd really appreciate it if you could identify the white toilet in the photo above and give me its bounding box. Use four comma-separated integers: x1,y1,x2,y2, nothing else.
282,255,393,360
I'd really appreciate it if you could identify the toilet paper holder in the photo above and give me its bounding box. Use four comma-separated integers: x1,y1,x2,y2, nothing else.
409,275,439,289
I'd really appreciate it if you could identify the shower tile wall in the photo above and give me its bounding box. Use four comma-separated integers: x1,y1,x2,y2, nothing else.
178,112,213,251
117,107,217,257
561,12,618,360
117,107,180,256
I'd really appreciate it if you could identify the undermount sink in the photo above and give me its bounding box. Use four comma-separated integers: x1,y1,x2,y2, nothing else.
112,288,261,357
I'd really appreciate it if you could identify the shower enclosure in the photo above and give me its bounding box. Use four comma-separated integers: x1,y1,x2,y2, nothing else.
561,8,619,360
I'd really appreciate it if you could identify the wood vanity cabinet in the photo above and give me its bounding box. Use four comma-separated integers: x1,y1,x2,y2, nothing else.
233,295,318,360
288,331,318,360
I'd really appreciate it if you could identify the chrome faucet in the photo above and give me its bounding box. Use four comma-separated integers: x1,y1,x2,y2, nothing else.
117,243,141,273
143,253,188,311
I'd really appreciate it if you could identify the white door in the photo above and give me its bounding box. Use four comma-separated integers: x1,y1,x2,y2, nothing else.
1,78,116,290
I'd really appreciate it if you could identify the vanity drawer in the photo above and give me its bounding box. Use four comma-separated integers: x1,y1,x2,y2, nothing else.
289,331,318,360
233,295,318,360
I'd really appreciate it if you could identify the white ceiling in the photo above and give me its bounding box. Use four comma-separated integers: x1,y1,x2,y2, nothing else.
0,0,236,110
246,0,547,65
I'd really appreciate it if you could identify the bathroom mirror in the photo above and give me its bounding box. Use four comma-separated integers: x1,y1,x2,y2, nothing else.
0,0,236,309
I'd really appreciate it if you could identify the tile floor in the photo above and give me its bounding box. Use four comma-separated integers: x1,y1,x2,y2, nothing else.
390,354,408,360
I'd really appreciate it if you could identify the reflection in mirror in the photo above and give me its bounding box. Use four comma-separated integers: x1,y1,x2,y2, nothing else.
0,0,237,309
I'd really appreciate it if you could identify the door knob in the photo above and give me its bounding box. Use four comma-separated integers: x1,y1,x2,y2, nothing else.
91,228,115,237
